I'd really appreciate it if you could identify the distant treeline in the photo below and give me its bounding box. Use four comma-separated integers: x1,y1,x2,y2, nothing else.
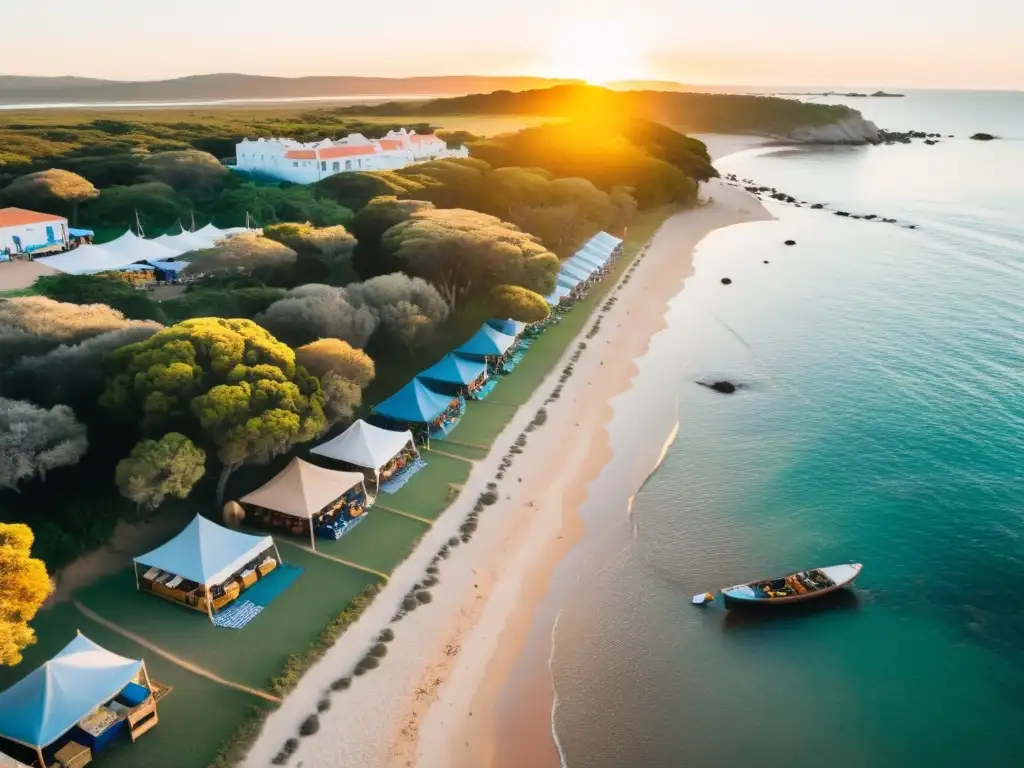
347,84,857,135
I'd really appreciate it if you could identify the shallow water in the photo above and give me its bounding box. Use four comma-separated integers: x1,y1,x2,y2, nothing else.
549,91,1024,767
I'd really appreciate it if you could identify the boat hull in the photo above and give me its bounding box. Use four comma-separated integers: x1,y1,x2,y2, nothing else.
720,564,862,609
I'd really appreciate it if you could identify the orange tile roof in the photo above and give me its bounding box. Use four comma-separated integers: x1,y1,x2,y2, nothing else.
410,133,441,143
283,150,317,160
0,207,67,228
378,139,404,150
318,145,380,159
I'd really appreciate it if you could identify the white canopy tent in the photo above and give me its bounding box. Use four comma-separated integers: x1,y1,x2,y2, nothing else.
310,420,416,483
195,223,228,241
99,231,179,262
33,244,142,276
153,230,217,256
133,515,278,621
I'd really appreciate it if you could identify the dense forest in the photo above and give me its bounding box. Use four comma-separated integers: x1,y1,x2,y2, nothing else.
349,83,858,134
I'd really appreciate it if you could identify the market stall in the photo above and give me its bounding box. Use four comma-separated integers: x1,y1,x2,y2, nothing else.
133,515,281,620
310,419,422,494
418,353,489,398
371,378,464,444
0,634,158,768
239,458,370,547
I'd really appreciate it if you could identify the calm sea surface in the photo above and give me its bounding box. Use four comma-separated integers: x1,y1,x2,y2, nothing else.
545,91,1024,767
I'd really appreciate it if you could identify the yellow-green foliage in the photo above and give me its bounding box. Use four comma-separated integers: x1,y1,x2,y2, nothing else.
114,432,206,509
489,284,550,323
101,318,326,471
0,523,52,666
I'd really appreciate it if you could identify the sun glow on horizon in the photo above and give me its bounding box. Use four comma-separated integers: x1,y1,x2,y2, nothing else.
546,22,646,84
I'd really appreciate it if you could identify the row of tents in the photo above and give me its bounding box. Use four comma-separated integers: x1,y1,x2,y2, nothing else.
544,231,622,305
0,229,625,768
33,224,251,276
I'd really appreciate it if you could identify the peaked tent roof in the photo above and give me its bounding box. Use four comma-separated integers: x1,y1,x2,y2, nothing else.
34,244,141,276
195,223,228,241
557,271,581,289
134,515,273,587
454,324,517,358
569,248,606,269
153,230,217,256
486,318,526,336
544,285,572,306
419,353,487,387
99,230,178,261
310,419,413,470
559,260,594,282
0,634,142,749
372,378,453,423
239,458,364,520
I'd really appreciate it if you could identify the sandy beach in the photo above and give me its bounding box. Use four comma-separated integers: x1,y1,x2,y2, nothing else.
242,140,770,768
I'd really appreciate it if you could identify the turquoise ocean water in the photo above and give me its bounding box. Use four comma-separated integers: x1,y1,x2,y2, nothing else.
544,92,1024,767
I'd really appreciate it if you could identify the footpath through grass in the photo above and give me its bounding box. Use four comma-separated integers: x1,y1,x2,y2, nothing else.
10,206,675,768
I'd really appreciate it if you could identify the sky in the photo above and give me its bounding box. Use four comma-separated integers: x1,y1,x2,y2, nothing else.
5,0,1024,89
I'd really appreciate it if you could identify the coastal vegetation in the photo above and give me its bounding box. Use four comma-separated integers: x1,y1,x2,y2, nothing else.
0,98,709,767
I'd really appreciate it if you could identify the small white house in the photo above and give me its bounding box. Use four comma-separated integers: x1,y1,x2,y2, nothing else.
0,208,69,258
235,128,469,185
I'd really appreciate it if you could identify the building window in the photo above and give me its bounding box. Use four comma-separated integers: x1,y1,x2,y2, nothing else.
293,161,299,167
345,160,352,170
332,161,340,171
321,161,327,171
357,159,363,168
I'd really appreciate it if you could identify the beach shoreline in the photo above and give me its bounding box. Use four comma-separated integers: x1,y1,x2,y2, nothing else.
241,140,769,768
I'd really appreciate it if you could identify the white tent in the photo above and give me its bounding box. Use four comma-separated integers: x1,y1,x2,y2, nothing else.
100,231,178,262
311,420,415,474
33,244,141,275
195,223,228,241
153,230,216,256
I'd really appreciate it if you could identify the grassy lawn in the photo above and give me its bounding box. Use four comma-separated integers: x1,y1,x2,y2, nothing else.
5,204,676,768
74,546,376,691
0,603,265,768
318,510,428,573
382,449,472,521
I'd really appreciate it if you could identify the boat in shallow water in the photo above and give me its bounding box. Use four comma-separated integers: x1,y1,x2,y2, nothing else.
720,563,862,608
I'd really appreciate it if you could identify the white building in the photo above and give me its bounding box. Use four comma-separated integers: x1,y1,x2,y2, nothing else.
0,208,69,258
234,128,469,184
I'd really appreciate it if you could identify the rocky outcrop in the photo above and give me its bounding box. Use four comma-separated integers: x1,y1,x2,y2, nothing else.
971,133,997,141
774,114,881,145
697,380,738,394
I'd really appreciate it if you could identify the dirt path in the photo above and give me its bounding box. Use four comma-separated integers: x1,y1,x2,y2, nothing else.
73,600,281,704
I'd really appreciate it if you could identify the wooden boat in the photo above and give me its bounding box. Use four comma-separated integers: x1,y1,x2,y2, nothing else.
720,563,862,608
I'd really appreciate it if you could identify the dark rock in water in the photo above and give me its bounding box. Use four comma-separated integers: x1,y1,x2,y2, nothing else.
970,133,997,141
720,277,733,285
811,203,825,210
763,260,770,264
835,211,851,217
924,139,937,145
698,380,738,394
863,214,877,220
784,239,796,246
907,224,917,229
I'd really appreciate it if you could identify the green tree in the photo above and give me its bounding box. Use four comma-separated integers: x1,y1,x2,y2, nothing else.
33,273,163,321
256,285,378,348
345,273,449,348
381,207,558,310
2,169,99,226
0,397,88,491
183,233,297,278
350,196,435,279
489,284,550,323
0,524,52,666
115,432,206,510
295,338,375,387
85,182,186,233
100,318,327,503
139,150,229,195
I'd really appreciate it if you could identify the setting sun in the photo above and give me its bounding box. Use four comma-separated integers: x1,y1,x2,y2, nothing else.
547,21,645,84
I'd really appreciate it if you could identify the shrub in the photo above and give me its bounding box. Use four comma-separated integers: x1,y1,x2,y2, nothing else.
416,591,433,603
402,597,418,611
422,576,438,587
298,715,320,737
354,666,368,676
448,536,460,547
317,698,331,713
479,490,499,505
378,628,395,642
361,655,380,669
330,677,351,691
370,643,388,658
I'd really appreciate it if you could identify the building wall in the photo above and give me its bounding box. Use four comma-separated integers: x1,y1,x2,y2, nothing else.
0,219,68,254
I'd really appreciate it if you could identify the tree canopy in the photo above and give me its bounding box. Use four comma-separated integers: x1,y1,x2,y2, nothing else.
139,150,229,195
381,207,558,309
115,432,206,510
345,273,450,348
100,318,327,501
85,182,186,234
350,196,435,279
183,233,297,277
33,273,163,321
2,169,98,225
0,296,149,363
489,284,550,323
257,285,378,348
295,338,375,387
0,397,88,491
0,524,52,666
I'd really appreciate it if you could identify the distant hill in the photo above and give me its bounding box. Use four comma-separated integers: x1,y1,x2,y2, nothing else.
348,84,859,136
0,74,594,105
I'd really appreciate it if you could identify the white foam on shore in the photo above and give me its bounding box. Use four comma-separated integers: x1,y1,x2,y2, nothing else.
549,608,570,768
